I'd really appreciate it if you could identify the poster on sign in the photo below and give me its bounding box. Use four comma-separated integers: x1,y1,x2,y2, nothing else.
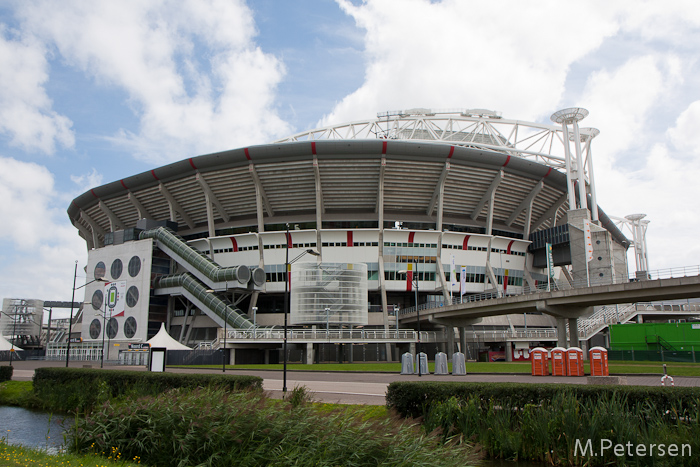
104,281,127,317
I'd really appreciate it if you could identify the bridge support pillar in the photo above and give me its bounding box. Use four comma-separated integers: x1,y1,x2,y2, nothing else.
569,318,580,348
409,342,416,356
506,343,513,362
458,327,467,356
306,343,314,365
446,326,455,359
556,318,567,348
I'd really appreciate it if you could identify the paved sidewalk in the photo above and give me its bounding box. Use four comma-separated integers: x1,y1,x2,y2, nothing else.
6,360,698,405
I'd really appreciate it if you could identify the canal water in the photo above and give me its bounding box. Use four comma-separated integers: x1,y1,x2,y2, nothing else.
0,406,67,453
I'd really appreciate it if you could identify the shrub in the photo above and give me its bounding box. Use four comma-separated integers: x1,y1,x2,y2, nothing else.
69,387,478,467
386,381,700,419
0,365,12,383
32,367,262,412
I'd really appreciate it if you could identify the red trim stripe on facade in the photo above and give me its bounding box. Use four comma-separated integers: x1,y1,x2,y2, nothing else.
407,264,413,292
408,231,415,244
448,146,455,158
311,142,317,155
120,180,128,190
382,141,387,154
502,155,511,167
189,158,197,170
347,230,353,246
286,231,293,248
90,189,98,198
244,148,251,160
462,235,470,250
151,170,159,180
229,237,239,252
543,167,552,178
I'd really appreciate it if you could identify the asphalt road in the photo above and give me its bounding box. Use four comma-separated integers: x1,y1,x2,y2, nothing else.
7,360,699,405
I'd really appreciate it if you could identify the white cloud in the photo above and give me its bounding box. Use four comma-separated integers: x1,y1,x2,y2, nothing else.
0,26,74,154
579,55,678,158
323,0,621,126
0,156,86,302
16,0,291,164
667,100,700,157
70,168,104,194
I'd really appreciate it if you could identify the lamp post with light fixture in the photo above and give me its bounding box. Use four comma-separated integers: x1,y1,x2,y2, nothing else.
283,222,320,395
67,262,107,368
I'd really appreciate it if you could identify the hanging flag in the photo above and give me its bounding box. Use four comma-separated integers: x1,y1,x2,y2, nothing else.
546,243,555,278
460,265,467,295
583,219,593,262
450,255,456,288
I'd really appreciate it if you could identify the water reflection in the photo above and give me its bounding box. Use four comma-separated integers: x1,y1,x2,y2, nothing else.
0,406,67,453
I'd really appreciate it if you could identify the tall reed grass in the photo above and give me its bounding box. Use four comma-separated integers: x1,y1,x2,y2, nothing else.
423,390,699,466
69,387,478,467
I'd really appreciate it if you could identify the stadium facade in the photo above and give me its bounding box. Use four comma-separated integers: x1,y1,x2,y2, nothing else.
64,108,631,363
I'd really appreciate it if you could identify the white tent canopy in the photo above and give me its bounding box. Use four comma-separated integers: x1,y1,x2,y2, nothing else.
146,323,192,350
0,334,22,351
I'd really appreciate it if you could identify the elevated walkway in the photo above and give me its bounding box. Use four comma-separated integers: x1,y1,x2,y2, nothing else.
154,273,255,330
140,227,264,291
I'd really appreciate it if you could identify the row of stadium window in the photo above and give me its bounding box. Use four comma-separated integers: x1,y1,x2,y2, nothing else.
204,244,526,256
262,270,523,286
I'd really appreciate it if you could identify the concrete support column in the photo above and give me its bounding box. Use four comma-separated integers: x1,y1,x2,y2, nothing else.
229,348,235,366
348,344,353,363
306,342,314,365
505,342,513,362
568,318,580,348
556,318,567,348
446,326,455,358
264,349,270,364
409,342,416,356
459,327,467,357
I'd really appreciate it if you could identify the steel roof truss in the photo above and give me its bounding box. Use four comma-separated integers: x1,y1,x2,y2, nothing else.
196,173,230,223
159,183,195,229
98,200,124,232
506,181,543,227
471,170,503,221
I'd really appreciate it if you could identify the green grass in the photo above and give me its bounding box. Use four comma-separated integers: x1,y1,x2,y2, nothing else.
0,381,40,408
175,360,700,376
0,441,143,466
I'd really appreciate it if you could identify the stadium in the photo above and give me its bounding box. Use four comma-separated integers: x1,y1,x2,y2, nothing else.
60,107,632,364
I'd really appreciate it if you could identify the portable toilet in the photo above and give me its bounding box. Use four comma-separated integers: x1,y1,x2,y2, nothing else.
551,347,568,376
416,352,429,375
531,347,549,376
434,352,449,375
400,352,414,374
566,347,585,376
589,346,609,376
452,352,467,375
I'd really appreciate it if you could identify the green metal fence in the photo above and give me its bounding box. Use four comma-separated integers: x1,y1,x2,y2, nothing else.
608,348,698,363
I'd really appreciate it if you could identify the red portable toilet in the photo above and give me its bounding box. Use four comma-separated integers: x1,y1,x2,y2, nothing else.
589,346,609,376
531,347,549,376
566,347,585,376
551,347,568,376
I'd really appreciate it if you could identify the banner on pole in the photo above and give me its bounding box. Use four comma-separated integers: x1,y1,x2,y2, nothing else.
460,266,467,296
450,255,456,288
546,243,555,278
583,219,593,262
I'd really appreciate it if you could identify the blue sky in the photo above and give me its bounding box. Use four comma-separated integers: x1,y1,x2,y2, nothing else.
1,0,700,312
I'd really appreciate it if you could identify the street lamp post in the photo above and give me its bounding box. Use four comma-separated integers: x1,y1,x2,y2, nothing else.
283,222,320,395
67,269,106,368
223,280,228,373
0,309,19,368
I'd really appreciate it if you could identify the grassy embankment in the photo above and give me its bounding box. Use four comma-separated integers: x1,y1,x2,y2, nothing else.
178,360,700,376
